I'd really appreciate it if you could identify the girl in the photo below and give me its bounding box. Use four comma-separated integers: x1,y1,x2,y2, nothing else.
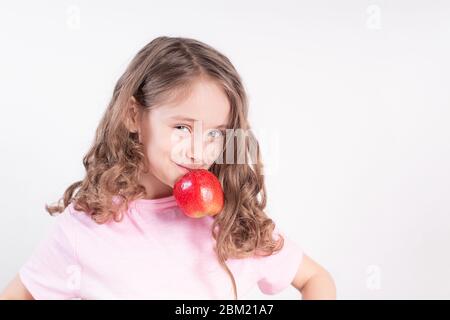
1,36,336,300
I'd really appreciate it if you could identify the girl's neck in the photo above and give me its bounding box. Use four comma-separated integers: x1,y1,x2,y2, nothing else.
138,170,173,200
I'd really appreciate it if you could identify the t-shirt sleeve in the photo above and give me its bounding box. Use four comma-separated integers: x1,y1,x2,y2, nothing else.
19,207,81,300
256,226,304,295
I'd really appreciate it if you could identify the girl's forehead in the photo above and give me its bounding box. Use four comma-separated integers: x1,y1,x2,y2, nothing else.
154,80,231,128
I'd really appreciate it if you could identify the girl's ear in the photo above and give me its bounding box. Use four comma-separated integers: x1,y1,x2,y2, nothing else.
125,96,141,134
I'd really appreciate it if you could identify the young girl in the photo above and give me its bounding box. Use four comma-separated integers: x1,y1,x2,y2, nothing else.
1,36,336,300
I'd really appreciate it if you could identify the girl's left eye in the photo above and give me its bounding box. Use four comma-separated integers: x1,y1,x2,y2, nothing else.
208,130,224,139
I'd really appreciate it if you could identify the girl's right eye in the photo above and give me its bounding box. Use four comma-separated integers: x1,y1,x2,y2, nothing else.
175,125,191,133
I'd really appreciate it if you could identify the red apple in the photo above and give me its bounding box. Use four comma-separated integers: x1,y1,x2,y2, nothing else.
173,169,224,218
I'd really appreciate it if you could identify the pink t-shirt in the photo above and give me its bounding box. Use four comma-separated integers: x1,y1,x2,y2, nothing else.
19,195,304,299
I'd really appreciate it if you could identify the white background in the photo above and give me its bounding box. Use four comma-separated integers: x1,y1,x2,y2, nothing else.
1,0,449,299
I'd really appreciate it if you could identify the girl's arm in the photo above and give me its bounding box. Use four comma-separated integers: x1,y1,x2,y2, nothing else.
0,274,34,300
291,254,337,299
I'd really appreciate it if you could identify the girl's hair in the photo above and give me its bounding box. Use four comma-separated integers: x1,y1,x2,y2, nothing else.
46,36,284,300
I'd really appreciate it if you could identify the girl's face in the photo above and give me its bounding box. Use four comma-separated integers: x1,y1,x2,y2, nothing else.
131,79,230,199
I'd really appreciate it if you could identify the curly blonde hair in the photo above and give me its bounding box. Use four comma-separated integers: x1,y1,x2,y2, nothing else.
46,36,285,300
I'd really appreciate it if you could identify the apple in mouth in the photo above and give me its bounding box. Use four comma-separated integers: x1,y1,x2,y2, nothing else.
173,169,224,218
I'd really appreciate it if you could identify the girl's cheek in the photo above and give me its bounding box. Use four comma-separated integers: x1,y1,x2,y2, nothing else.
204,142,223,164
169,137,190,163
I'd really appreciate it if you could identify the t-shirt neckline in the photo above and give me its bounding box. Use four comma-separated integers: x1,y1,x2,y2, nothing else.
131,194,179,213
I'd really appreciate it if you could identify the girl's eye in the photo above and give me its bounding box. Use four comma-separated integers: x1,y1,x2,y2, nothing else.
175,125,191,133
208,129,224,139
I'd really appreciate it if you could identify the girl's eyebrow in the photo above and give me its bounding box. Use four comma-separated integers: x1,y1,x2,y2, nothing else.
170,115,228,129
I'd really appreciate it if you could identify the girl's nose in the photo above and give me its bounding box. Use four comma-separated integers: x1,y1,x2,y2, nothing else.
187,133,206,165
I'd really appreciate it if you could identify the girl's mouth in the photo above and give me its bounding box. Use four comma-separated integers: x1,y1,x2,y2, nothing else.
174,162,192,173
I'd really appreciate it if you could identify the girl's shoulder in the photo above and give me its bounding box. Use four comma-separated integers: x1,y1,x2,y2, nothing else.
54,202,104,232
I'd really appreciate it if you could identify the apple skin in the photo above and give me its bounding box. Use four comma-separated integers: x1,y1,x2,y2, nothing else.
173,169,224,218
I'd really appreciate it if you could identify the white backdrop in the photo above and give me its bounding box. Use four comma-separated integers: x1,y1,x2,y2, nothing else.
1,0,449,299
